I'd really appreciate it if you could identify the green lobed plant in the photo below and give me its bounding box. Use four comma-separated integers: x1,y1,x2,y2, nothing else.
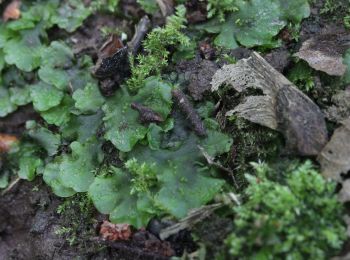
198,0,310,49
226,161,347,259
0,2,234,228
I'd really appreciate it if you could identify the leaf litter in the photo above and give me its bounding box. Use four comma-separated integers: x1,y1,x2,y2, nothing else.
211,52,328,156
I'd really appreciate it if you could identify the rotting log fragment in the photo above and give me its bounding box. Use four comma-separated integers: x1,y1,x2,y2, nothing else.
211,52,328,156
171,89,207,137
131,102,164,124
318,118,350,182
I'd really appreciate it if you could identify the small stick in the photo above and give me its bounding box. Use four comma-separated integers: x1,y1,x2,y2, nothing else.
198,145,239,189
131,102,164,124
1,177,20,196
159,203,223,240
156,0,174,17
128,16,151,56
171,89,207,136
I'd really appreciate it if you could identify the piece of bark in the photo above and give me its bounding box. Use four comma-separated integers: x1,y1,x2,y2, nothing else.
295,32,350,76
339,179,350,203
171,89,206,137
276,85,328,156
211,52,328,156
318,118,350,181
131,103,164,124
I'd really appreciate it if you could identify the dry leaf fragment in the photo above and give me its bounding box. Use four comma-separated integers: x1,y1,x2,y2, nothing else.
0,134,18,153
318,118,350,182
99,220,132,241
295,33,350,76
3,0,21,22
211,52,328,156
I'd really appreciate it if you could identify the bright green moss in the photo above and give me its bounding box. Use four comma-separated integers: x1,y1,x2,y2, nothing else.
226,161,347,259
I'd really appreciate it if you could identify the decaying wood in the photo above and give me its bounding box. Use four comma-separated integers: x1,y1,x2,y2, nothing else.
211,52,328,156
318,118,350,182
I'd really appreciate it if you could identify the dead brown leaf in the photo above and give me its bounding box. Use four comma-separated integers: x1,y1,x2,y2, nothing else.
211,52,328,156
0,134,18,153
3,0,21,22
295,33,350,76
99,221,132,241
318,118,350,182
98,34,124,60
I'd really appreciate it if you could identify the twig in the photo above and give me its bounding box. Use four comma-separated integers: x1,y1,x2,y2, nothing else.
198,145,239,189
227,192,241,206
159,203,223,240
1,177,20,196
156,0,174,17
172,89,207,136
131,102,164,124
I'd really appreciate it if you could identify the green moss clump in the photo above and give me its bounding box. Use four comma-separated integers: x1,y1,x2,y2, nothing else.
225,117,282,187
55,194,96,246
226,161,346,259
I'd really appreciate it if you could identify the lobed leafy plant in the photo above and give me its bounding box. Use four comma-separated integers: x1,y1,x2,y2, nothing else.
226,161,347,259
198,0,310,49
0,2,233,228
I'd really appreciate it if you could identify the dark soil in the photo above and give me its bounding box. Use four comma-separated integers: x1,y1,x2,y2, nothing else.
0,0,349,259
0,179,186,259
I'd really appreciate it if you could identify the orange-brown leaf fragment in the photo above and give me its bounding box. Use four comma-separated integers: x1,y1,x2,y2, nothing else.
0,134,18,153
99,221,132,241
3,0,21,22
